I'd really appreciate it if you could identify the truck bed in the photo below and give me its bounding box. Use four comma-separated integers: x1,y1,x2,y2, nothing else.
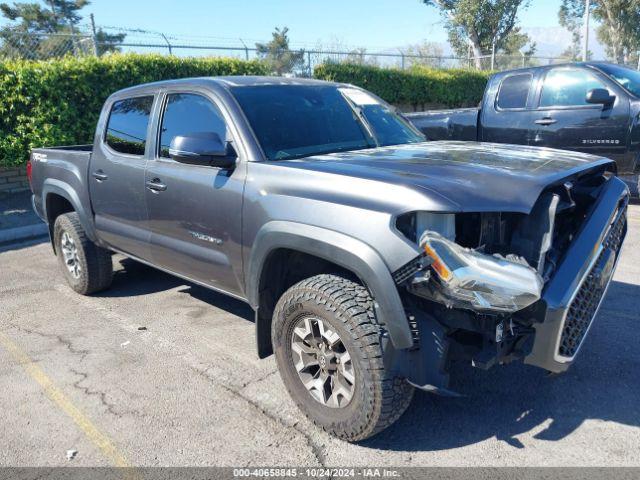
406,109,479,141
30,145,94,225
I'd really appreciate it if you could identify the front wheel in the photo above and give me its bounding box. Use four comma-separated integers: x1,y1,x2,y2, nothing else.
272,274,414,441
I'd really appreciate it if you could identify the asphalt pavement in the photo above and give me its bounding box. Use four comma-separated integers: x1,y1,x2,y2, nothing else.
0,191,47,245
0,206,639,468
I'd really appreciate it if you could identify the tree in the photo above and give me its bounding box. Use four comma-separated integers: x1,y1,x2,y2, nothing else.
309,37,379,68
595,0,640,64
1,2,58,58
1,0,87,33
400,41,445,67
94,28,125,56
559,0,640,64
558,0,585,60
496,29,537,67
256,27,305,75
422,0,533,69
0,2,58,33
0,0,124,59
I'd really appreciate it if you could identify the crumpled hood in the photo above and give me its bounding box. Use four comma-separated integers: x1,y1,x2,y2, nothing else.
277,141,614,213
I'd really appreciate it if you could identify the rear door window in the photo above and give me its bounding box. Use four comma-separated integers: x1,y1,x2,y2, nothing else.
496,74,532,109
105,96,154,156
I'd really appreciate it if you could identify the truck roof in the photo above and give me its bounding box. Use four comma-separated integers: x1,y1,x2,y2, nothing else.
110,75,342,98
491,61,628,78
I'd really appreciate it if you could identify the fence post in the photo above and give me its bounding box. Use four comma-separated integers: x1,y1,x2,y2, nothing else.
160,33,173,55
307,51,312,77
240,39,249,60
89,13,99,56
399,50,405,70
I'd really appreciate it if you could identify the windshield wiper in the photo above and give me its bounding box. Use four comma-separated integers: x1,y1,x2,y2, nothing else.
351,105,380,147
338,92,380,147
274,145,373,161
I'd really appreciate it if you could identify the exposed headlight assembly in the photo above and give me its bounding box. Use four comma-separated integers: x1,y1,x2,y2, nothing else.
420,231,543,313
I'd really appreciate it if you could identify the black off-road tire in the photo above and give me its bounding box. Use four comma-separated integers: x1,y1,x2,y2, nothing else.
53,212,113,295
272,274,414,441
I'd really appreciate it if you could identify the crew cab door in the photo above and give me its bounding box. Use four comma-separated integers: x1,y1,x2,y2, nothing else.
530,67,630,158
89,95,155,261
480,71,536,145
144,90,246,297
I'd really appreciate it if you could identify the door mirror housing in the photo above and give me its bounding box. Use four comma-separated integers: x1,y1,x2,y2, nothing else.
586,88,615,105
169,132,236,169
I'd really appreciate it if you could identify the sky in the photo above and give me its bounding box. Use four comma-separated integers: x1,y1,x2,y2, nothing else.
1,0,597,57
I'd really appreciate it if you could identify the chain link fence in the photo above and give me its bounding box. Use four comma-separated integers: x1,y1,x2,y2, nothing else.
0,32,96,59
0,29,618,73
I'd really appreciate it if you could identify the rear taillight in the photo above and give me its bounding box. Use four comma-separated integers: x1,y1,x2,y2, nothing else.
26,159,33,188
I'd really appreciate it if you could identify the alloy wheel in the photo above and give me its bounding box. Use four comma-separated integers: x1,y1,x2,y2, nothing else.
291,315,355,408
60,231,81,279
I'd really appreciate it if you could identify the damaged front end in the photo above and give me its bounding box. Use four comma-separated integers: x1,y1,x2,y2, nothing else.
390,166,629,393
418,230,543,313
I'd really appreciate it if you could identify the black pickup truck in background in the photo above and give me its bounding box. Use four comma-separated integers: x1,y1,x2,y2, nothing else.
407,62,640,193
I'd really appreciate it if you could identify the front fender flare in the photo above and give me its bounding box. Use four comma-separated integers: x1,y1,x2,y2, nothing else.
247,221,414,353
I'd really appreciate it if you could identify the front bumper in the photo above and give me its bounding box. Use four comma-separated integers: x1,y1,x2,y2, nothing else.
525,177,629,373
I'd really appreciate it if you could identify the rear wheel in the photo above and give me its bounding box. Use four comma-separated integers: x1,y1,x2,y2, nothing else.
53,213,112,295
272,274,414,441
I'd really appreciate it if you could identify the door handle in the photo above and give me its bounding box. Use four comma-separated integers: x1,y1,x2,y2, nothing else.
534,117,557,126
92,170,108,181
146,179,167,192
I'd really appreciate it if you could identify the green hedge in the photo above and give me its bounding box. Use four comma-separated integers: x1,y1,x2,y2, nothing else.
0,54,268,167
0,56,489,168
313,63,490,111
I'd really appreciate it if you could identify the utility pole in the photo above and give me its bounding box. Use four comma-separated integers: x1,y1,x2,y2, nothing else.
89,13,98,56
582,0,590,61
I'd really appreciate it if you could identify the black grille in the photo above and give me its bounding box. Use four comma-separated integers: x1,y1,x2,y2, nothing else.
558,206,627,358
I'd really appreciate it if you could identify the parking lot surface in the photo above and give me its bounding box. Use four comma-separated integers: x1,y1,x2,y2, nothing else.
1,206,639,468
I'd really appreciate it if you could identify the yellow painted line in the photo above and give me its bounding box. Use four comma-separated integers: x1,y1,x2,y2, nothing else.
0,330,132,468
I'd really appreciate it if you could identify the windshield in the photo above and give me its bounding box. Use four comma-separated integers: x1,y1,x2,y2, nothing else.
231,84,424,161
598,63,640,97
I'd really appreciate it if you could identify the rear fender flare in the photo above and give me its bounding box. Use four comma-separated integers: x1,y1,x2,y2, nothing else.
42,179,97,246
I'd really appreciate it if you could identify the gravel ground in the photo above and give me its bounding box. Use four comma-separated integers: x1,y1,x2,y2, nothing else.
0,206,639,468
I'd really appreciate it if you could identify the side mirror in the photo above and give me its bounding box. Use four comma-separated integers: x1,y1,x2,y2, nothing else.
169,132,236,169
586,88,615,106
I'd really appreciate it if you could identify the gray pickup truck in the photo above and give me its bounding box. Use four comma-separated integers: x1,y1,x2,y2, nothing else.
29,76,629,441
